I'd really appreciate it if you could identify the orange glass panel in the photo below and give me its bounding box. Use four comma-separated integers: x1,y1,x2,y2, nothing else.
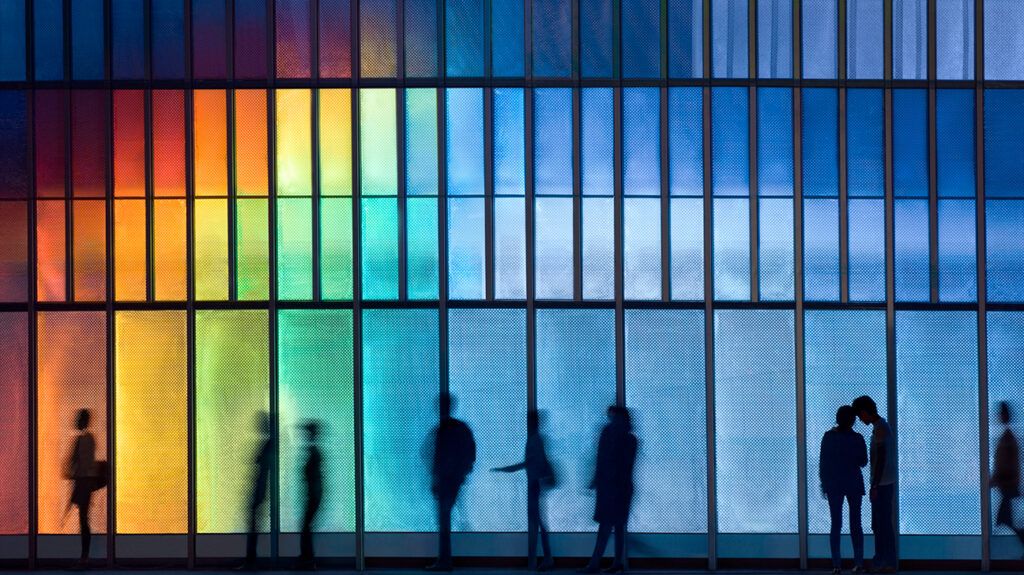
154,199,187,301
37,311,107,535
0,202,28,302
0,312,28,534
234,90,268,197
36,200,65,302
72,200,106,301
153,90,186,198
114,200,146,301
113,90,146,198
194,90,227,197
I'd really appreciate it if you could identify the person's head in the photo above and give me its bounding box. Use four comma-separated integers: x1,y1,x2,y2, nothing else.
255,411,271,435
608,405,632,430
439,392,453,420
304,420,321,443
1000,401,1012,426
74,409,91,431
836,405,856,430
851,396,878,424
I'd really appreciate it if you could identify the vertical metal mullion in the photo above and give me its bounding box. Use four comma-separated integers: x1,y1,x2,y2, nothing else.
613,88,624,407
793,0,802,80
927,87,938,302
64,88,73,303
749,86,759,302
268,91,280,568
748,0,756,80
525,0,536,414
883,0,893,81
839,87,849,303
838,0,847,81
660,86,669,302
976,0,990,566
794,85,808,571
184,0,195,564
572,87,582,301
103,0,116,557
397,89,407,301
611,0,620,80
438,0,449,411
312,89,322,301
227,91,237,301
484,88,495,300
27,69,38,572
883,84,900,568
702,84,716,571
351,0,365,568
146,90,155,302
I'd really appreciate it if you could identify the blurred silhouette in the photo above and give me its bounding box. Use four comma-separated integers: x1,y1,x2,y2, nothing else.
65,408,106,570
581,406,638,574
991,401,1024,550
492,410,557,571
239,411,274,570
819,405,868,574
426,393,476,572
852,395,897,573
297,421,323,570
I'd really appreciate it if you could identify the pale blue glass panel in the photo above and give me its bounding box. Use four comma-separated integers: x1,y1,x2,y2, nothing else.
405,0,438,77
713,198,750,300
625,310,707,533
669,0,703,78
985,0,1024,80
894,89,928,198
804,198,840,301
34,0,63,80
984,90,1024,199
72,0,104,79
671,197,704,300
448,309,527,531
494,88,525,197
494,197,526,299
536,309,617,532
987,199,1024,302
445,88,484,196
406,197,439,300
533,0,571,77
896,311,980,535
534,88,574,197
848,0,884,78
758,0,792,78
758,88,793,197
938,199,976,302
759,197,794,300
623,88,661,197
715,309,797,533
712,0,748,78
937,89,975,198
848,198,886,302
712,87,749,197
895,199,930,302
580,0,612,77
802,0,838,79
801,88,838,198
582,88,615,197
669,87,703,197
847,89,884,198
937,0,973,80
406,89,438,197
535,197,573,299
583,197,615,300
447,197,485,299
624,198,661,300
361,197,399,300
893,0,927,79
622,0,661,78
445,0,483,77
988,312,1024,539
492,0,524,76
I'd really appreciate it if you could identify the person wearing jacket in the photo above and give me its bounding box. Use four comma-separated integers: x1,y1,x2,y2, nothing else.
581,406,638,574
820,405,868,574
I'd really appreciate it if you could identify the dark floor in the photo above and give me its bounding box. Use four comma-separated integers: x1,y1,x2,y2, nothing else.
17,570,999,575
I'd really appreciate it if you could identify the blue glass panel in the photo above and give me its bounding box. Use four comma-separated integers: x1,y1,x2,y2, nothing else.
582,197,614,300
494,197,526,299
669,88,703,197
894,0,927,80
713,197,750,300
712,0,748,78
535,197,573,299
448,309,527,531
72,0,105,80
406,197,439,300
405,0,438,77
987,199,1024,302
804,198,840,301
712,87,749,197
580,0,612,77
534,89,573,197
984,90,1024,199
893,89,928,198
670,197,704,300
406,89,438,197
669,0,702,78
625,310,707,533
152,0,186,79
802,0,838,79
624,198,661,300
847,89,884,198
34,0,63,81
445,88,484,196
985,0,1024,80
0,1,25,81
582,88,615,197
447,197,485,300
360,197,398,300
0,91,28,200
848,0,883,78
801,88,838,198
988,312,1024,543
362,308,439,532
492,0,524,76
446,0,483,77
715,309,797,533
622,0,660,78
894,199,930,302
493,88,525,197
535,308,616,532
937,0,973,80
848,198,886,302
623,88,661,197
758,0,792,78
759,197,794,300
533,0,571,77
938,199,976,302
757,88,793,197
112,0,144,79
805,310,886,535
896,311,980,535
937,89,975,198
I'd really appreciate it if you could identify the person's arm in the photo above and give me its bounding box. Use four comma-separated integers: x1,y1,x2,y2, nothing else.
491,461,527,473
870,427,887,491
857,434,868,468
818,434,828,496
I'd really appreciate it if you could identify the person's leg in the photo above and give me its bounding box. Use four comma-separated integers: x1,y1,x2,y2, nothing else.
299,497,318,563
527,483,540,569
612,522,626,568
875,484,896,569
245,503,259,563
587,522,612,569
848,494,865,568
827,492,844,569
997,493,1013,526
78,501,90,561
438,495,454,566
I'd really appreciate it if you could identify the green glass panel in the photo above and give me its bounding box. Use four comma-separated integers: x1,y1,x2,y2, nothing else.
406,197,439,299
359,89,398,197
278,309,355,532
405,88,438,197
236,198,270,300
195,310,269,533
276,197,313,300
361,197,398,300
321,197,354,300
194,199,229,301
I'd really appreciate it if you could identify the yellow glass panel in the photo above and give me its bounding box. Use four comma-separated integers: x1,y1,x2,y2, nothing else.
275,89,312,197
193,90,227,197
114,200,146,301
194,198,228,300
235,90,268,197
319,89,352,197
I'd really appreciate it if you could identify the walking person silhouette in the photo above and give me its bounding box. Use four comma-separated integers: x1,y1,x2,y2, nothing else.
852,395,898,573
991,401,1024,552
819,405,868,574
581,406,638,574
239,411,274,570
65,408,106,571
297,421,323,570
492,410,557,571
426,393,476,571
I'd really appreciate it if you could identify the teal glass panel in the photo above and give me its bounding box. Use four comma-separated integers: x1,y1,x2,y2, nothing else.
277,197,313,300
407,197,439,299
361,197,399,300
321,197,353,300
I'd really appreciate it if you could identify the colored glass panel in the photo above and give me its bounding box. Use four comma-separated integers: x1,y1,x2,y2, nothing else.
72,91,107,198
235,0,268,79
406,197,439,300
73,200,106,301
194,91,228,197
276,0,312,78
194,198,229,301
320,89,353,197
235,90,269,197
0,203,27,302
0,91,28,199
34,90,66,199
36,200,65,302
361,197,398,300
359,90,398,197
0,313,27,534
276,89,313,197
153,90,187,198
277,197,313,300
237,197,270,301
114,90,146,198
319,0,352,78
114,200,147,301
360,0,397,77
406,89,438,197
321,197,354,300
154,199,187,301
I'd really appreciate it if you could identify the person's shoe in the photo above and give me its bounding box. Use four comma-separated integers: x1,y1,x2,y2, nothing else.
851,566,868,574
537,559,555,572
425,562,453,572
602,565,625,574
832,568,842,575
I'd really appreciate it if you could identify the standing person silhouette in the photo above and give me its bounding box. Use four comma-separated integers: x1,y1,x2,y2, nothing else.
819,405,868,574
492,410,557,571
991,401,1024,551
297,421,323,570
66,408,105,570
852,395,898,573
239,411,274,570
581,406,638,574
426,393,476,572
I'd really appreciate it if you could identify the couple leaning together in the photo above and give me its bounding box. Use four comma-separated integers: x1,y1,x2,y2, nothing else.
819,396,897,575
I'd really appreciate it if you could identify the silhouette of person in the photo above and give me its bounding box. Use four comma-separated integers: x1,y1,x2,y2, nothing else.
991,401,1024,550
820,405,868,574
581,406,638,574
240,411,274,570
426,393,476,572
297,421,323,570
492,410,557,571
66,408,103,570
852,395,897,573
